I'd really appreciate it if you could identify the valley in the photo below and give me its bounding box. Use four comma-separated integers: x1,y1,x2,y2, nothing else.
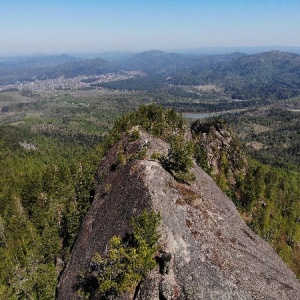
0,50,299,299
0,71,145,93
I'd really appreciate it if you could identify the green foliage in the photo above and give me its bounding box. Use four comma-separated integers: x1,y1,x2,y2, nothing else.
173,170,196,184
111,104,185,140
150,151,162,160
129,129,140,141
115,144,126,169
193,143,211,174
134,146,148,160
214,108,300,277
223,158,300,278
1,82,299,295
161,136,195,183
191,116,300,279
96,73,165,91
167,136,194,173
0,100,184,298
100,104,187,168
171,51,300,101
80,210,161,298
0,125,101,299
225,107,300,172
130,210,161,248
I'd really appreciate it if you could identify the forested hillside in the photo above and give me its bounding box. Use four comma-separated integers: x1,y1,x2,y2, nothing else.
170,51,300,100
0,89,152,298
0,104,300,298
0,55,82,83
219,102,300,276
0,125,101,298
224,98,300,171
57,105,300,300
0,49,300,298
2,50,300,102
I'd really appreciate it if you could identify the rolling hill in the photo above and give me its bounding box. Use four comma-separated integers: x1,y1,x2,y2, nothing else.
1,50,300,100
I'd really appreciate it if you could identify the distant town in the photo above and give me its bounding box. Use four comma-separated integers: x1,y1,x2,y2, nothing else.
0,71,146,92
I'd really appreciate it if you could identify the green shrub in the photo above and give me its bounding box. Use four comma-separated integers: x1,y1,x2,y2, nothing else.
194,143,211,174
79,210,161,298
160,136,195,184
134,146,148,160
111,144,126,171
174,170,196,184
129,129,140,142
150,151,162,160
109,104,185,141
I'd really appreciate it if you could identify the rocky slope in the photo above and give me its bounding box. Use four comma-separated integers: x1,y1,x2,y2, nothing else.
57,128,300,299
191,119,246,176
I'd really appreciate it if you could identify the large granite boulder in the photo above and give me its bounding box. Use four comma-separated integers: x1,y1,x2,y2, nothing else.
57,130,300,299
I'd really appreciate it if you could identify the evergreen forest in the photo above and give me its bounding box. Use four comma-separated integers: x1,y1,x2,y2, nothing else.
0,50,300,298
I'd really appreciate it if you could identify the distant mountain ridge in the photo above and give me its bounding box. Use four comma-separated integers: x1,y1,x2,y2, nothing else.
170,50,300,99
0,54,82,83
174,46,300,55
118,50,195,73
0,54,81,72
1,50,300,100
36,57,117,80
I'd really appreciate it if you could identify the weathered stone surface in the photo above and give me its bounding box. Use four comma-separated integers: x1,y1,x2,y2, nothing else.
191,119,246,177
57,130,300,299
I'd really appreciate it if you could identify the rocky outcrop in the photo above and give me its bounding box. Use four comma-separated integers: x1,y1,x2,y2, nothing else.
191,119,246,177
57,129,300,299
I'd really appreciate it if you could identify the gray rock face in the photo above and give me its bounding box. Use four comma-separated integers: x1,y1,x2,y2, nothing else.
191,119,246,177
57,130,300,300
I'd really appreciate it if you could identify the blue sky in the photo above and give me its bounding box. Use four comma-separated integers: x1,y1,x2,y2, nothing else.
1,0,300,55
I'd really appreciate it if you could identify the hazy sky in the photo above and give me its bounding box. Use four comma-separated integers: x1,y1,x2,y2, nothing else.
1,0,300,56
